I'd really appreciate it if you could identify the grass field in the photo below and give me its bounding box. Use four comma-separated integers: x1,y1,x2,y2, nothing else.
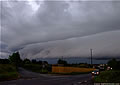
94,70,120,83
0,64,19,81
52,66,95,74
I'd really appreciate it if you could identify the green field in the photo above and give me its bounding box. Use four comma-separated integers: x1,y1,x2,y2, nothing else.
0,64,19,81
94,70,120,83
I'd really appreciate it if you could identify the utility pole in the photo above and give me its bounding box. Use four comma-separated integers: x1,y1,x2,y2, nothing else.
62,56,63,60
90,49,93,65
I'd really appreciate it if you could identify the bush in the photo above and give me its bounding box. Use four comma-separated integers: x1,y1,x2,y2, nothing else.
0,64,19,81
23,64,50,73
0,72,18,80
0,64,17,73
0,59,10,64
23,64,42,72
94,70,120,83
108,59,120,70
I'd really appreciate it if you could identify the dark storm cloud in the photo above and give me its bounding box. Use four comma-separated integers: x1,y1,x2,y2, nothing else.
1,0,120,58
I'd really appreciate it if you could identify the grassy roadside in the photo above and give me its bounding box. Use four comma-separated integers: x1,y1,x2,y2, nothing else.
0,64,19,81
94,70,120,83
23,64,49,73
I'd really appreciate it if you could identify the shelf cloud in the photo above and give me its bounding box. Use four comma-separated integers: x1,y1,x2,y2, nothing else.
1,0,120,59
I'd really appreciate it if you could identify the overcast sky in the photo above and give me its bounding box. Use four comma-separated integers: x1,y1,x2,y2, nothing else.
0,0,120,59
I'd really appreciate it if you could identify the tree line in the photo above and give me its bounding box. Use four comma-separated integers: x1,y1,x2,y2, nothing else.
0,52,120,70
0,52,48,68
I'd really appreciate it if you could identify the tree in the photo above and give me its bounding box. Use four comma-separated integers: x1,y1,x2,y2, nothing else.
32,59,37,64
43,61,48,65
23,58,31,64
38,60,42,65
57,59,67,65
108,58,120,70
9,52,22,67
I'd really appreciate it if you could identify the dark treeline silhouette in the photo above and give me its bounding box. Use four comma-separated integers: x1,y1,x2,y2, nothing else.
108,58,120,70
0,52,48,68
23,58,31,64
31,59,48,65
57,59,67,65
1,51,120,71
0,59,10,64
8,52,48,65
0,52,51,73
57,59,90,68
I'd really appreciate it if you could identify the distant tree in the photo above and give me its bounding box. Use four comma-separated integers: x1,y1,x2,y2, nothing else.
23,58,31,64
32,59,37,64
9,52,22,67
108,58,120,70
43,61,48,65
57,59,67,65
117,61,120,70
31,59,46,65
38,60,42,65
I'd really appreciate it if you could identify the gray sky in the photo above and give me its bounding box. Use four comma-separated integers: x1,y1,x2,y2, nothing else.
0,0,120,59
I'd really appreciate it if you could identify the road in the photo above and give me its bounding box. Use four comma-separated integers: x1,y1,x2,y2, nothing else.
0,68,93,85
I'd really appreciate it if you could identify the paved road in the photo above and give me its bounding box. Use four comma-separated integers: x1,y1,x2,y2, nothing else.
0,68,93,85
